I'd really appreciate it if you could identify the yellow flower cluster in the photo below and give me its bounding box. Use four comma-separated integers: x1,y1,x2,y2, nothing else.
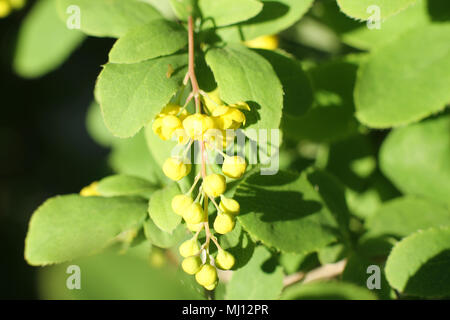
152,90,249,290
0,0,26,18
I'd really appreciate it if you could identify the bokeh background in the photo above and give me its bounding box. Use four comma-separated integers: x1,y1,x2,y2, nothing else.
0,1,115,299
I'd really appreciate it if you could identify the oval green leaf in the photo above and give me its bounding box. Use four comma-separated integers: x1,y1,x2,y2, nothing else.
14,0,85,78
205,44,283,131
355,24,450,128
56,0,162,38
380,114,450,206
385,226,450,297
96,53,188,138
25,195,147,266
109,20,188,64
337,0,419,21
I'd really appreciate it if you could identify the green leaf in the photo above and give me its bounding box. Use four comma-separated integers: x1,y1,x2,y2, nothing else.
281,281,377,300
342,253,395,300
235,170,348,254
143,219,188,249
148,184,182,233
13,0,85,78
337,0,419,21
255,49,313,117
199,0,263,28
96,53,188,138
226,246,284,300
217,0,314,41
380,114,450,206
339,0,430,50
97,175,158,199
282,57,360,143
279,252,309,274
385,226,450,297
218,221,255,269
109,20,188,64
317,242,346,265
25,195,147,266
365,196,450,239
205,44,283,131
169,0,200,21
109,130,166,186
56,0,162,38
38,248,203,299
355,24,450,128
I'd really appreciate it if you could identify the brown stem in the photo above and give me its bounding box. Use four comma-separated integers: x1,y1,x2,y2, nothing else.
188,16,201,113
187,15,213,252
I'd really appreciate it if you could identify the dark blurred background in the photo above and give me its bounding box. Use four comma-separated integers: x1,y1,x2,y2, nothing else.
0,2,114,299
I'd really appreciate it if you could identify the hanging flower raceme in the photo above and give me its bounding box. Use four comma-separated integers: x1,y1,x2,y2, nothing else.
151,97,248,290
149,16,250,291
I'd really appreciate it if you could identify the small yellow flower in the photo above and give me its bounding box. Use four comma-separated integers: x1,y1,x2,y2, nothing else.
212,106,246,130
222,156,247,179
182,256,202,275
183,114,216,140
80,181,100,197
216,250,235,270
219,196,240,215
171,194,194,216
195,264,218,287
152,115,183,141
152,104,189,141
203,174,227,198
179,239,200,258
162,157,191,181
183,203,207,224
213,212,235,234
244,35,279,50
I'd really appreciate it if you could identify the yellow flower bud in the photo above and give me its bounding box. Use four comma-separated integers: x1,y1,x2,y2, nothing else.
0,0,11,18
152,115,183,141
222,156,247,179
203,174,227,198
214,213,235,235
182,256,202,275
183,203,207,224
152,104,189,141
179,239,200,258
244,35,279,50
183,114,216,140
216,250,235,270
80,182,100,197
204,281,218,291
162,157,191,181
195,264,218,287
171,194,194,216
186,222,204,232
219,196,240,215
